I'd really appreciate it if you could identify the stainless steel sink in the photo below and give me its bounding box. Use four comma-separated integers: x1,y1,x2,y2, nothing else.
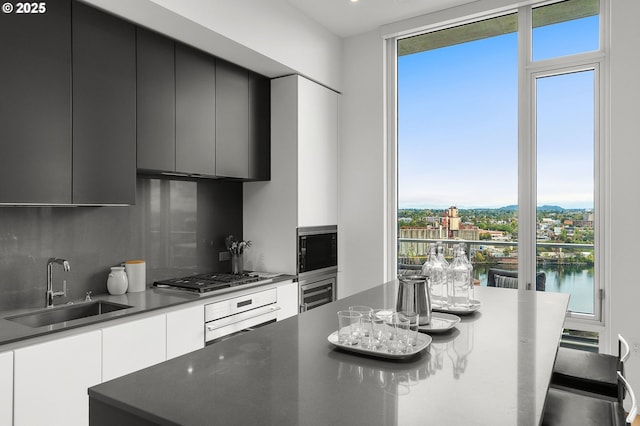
6,301,132,328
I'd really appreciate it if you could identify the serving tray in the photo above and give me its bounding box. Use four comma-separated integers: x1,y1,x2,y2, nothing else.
328,331,432,360
418,312,461,334
432,299,481,315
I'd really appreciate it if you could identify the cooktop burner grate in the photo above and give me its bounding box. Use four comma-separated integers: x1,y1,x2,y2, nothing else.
153,273,260,293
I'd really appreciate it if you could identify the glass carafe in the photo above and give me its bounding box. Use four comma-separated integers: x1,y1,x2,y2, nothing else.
429,243,448,308
447,246,470,308
458,244,474,302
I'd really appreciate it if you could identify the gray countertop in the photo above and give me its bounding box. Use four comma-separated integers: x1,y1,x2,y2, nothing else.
0,275,295,349
88,281,569,426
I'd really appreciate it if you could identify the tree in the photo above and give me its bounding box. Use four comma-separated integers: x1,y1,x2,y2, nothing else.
559,228,567,242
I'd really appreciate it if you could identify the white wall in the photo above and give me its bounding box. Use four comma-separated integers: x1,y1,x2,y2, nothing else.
609,0,640,401
339,31,387,297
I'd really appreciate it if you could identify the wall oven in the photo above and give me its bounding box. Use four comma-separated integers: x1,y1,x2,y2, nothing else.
205,287,280,345
297,225,337,312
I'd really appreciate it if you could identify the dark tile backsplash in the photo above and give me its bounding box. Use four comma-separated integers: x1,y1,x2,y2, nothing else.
0,176,243,311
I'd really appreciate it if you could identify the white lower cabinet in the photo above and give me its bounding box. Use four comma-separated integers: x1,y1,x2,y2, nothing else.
14,330,102,426
8,285,290,426
166,304,204,359
102,314,166,381
277,280,299,321
0,351,13,426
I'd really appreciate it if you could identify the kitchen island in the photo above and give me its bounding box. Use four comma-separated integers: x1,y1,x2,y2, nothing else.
88,281,569,426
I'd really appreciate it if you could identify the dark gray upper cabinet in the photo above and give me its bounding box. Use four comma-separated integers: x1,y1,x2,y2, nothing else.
249,73,271,181
136,28,176,172
175,43,216,176
0,0,72,204
215,60,249,179
72,2,136,205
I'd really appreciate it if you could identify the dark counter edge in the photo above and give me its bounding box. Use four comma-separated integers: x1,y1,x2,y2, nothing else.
0,275,296,348
90,394,177,426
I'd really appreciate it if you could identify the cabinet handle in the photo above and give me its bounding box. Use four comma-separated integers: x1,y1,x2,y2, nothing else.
206,305,280,331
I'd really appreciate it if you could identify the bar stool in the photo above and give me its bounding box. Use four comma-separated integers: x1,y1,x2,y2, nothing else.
543,371,637,426
552,334,630,399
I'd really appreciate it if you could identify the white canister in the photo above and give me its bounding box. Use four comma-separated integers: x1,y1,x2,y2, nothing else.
124,260,146,292
107,266,128,295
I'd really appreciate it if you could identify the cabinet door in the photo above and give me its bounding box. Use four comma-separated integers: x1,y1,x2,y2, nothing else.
72,2,136,205
276,280,299,321
216,60,249,178
166,304,204,359
102,315,166,382
0,351,12,426
0,0,72,204
298,77,339,226
175,43,216,176
248,72,271,181
137,28,176,172
14,331,102,426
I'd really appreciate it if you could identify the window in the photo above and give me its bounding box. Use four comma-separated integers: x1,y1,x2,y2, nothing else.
532,0,600,61
393,0,606,325
397,14,519,282
535,69,596,316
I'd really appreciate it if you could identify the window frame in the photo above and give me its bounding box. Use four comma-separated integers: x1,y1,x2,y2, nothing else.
385,0,610,342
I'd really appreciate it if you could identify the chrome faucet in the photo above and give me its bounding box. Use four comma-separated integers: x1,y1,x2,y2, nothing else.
46,257,70,308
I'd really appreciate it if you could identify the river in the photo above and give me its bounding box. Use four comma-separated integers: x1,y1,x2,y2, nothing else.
474,264,595,314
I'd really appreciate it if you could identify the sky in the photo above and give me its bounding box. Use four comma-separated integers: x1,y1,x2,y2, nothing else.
397,13,599,210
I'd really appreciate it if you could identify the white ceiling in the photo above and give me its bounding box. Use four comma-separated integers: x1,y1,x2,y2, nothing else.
286,0,478,38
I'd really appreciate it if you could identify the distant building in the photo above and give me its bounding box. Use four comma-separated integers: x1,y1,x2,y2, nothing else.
574,220,593,228
480,229,508,241
447,206,461,231
398,227,443,257
424,216,440,226
458,227,480,241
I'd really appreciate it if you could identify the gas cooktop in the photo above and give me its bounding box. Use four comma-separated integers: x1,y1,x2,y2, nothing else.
153,273,261,294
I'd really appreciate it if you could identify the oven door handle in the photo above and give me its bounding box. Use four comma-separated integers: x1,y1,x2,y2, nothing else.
302,286,333,299
206,305,280,332
304,297,333,310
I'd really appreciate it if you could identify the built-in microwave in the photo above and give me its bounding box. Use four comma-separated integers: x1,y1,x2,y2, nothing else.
297,225,337,277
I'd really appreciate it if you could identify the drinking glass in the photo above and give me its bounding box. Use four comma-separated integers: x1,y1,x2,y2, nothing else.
385,313,409,354
399,311,420,349
337,310,361,346
395,314,412,353
372,308,394,349
348,305,374,344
